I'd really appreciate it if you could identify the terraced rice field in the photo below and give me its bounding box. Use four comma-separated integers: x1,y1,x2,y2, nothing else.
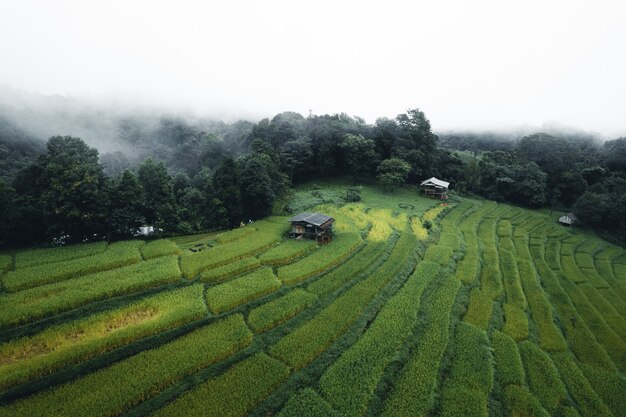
0,184,625,417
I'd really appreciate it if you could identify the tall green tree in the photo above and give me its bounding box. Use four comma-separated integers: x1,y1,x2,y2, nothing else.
108,170,145,238
339,134,377,184
240,156,275,219
37,136,109,242
137,158,178,230
213,156,242,226
393,108,438,182
376,158,411,192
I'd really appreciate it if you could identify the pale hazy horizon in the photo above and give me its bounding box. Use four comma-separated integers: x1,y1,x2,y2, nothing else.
1,0,625,137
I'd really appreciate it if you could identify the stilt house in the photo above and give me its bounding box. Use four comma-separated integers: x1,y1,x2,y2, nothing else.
420,177,450,199
558,212,578,226
289,212,334,244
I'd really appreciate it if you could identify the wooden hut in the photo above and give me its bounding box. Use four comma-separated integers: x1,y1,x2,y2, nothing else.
289,212,334,244
558,212,578,226
420,177,450,199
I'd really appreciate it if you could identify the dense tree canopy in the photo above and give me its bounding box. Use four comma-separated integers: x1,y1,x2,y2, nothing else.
2,107,626,248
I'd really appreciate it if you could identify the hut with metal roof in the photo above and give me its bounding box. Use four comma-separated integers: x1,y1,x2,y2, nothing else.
420,177,450,199
558,212,578,226
288,212,334,243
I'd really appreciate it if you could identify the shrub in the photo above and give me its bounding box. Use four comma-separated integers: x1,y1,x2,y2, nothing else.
247,289,317,333
205,267,281,314
1,315,253,417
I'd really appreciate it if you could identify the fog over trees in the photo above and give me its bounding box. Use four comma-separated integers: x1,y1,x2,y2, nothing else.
0,91,625,247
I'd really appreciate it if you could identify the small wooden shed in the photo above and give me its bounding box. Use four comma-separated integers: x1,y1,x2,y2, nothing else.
289,212,334,244
559,212,578,226
420,177,450,200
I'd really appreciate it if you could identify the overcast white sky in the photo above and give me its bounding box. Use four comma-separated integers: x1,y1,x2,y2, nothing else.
1,0,625,136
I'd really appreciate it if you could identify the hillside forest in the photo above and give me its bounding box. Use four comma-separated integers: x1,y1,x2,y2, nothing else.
0,108,625,248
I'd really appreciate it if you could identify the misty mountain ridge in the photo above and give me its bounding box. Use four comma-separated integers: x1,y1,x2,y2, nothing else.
0,85,619,181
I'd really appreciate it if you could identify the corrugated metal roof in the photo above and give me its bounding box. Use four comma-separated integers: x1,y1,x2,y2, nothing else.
288,212,334,226
420,177,450,188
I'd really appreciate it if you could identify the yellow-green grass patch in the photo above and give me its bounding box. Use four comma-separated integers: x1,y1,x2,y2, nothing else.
319,261,439,417
277,388,339,417
152,353,290,417
0,256,182,329
277,232,363,285
205,267,281,314
502,303,529,341
271,232,416,369
491,330,525,386
247,289,317,333
380,274,461,417
0,284,207,390
140,239,180,260
0,314,253,417
259,239,318,266
463,287,492,330
519,341,568,413
4,241,144,292
199,257,261,283
13,241,108,269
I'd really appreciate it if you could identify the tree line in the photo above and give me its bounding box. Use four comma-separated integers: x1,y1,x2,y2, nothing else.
444,133,626,238
0,107,625,248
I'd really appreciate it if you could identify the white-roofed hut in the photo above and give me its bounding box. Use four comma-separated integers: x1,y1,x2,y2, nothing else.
420,177,450,200
558,212,578,226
